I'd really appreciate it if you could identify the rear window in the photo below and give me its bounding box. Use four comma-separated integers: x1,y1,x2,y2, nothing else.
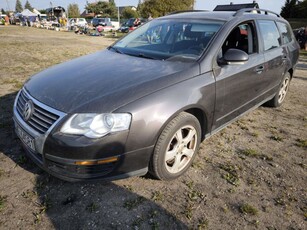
258,20,281,51
277,22,293,44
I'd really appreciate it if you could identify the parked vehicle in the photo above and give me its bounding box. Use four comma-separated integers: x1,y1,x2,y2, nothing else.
92,17,110,27
68,18,87,28
119,18,147,33
13,9,299,181
98,21,114,32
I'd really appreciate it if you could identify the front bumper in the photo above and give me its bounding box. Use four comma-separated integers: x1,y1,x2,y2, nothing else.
13,89,153,182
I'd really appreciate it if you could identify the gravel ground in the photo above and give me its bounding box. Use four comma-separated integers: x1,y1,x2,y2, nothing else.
0,26,306,230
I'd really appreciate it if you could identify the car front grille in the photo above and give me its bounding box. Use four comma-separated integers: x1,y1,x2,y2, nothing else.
16,89,60,134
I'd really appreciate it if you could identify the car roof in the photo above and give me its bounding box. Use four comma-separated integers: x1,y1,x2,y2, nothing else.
161,10,286,23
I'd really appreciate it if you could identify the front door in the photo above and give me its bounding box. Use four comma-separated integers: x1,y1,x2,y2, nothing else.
213,21,266,130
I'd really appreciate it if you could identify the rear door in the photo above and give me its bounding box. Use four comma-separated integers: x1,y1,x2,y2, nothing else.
257,20,284,97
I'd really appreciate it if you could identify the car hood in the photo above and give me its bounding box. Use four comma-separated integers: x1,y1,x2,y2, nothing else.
25,50,199,113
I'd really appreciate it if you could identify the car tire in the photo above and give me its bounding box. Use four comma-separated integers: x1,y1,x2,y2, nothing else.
265,72,291,107
149,112,201,180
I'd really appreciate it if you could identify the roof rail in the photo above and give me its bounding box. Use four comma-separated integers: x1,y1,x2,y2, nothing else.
167,10,209,15
234,8,281,17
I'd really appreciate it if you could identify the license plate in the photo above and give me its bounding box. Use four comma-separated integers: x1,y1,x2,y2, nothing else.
16,124,36,151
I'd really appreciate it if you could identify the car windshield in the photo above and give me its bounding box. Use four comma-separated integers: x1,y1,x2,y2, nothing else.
113,19,223,61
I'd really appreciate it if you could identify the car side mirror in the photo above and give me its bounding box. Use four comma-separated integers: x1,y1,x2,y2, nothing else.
222,49,249,65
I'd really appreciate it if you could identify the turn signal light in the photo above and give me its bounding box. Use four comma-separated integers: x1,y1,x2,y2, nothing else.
75,157,119,166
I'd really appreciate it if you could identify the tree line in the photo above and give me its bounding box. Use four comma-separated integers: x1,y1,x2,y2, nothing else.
281,0,307,18
1,0,194,19
85,0,194,19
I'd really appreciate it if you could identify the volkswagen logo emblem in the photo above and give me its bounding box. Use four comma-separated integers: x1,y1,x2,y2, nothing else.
23,100,34,121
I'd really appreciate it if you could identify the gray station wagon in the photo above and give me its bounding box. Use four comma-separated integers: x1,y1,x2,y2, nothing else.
13,9,299,181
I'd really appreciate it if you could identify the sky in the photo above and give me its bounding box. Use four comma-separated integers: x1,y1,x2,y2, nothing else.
0,0,284,14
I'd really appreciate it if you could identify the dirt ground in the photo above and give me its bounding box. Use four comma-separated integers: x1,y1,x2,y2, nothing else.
0,26,306,230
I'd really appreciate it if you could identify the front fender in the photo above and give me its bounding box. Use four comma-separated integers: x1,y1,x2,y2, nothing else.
116,72,216,152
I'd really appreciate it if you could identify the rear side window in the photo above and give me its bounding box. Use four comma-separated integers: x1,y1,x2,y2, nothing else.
277,22,293,44
258,20,281,51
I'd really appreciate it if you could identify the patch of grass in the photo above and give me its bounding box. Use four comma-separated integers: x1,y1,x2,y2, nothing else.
184,180,194,190
151,191,163,202
270,135,283,142
222,204,229,213
197,218,209,229
35,196,52,213
300,50,307,58
1,78,23,89
124,197,145,210
192,160,204,170
0,169,4,178
123,184,133,191
219,163,240,186
274,193,298,207
33,212,42,224
17,155,27,165
0,195,7,211
295,139,307,148
132,216,144,228
86,202,99,213
188,189,206,202
240,203,258,215
240,148,258,157
237,120,249,131
238,148,273,161
183,203,195,220
21,189,37,199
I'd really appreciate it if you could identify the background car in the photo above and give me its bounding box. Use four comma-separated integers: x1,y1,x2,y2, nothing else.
92,17,110,27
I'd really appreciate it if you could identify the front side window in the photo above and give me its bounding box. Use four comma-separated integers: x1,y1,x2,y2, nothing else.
112,19,223,61
221,21,258,56
258,20,281,51
277,21,293,44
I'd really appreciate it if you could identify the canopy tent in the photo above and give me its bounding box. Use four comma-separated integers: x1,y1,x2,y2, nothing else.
32,9,41,15
20,9,37,17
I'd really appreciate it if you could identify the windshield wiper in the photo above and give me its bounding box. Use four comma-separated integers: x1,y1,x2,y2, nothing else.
108,46,124,54
136,53,161,60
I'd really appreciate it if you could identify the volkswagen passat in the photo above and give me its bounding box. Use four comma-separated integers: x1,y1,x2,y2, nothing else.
13,9,299,181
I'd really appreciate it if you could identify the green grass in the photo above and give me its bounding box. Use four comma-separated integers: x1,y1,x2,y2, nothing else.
197,218,209,229
124,197,145,210
270,135,284,142
296,139,307,148
0,169,4,178
219,163,240,186
240,148,258,157
240,203,258,215
238,148,273,161
300,50,307,58
0,195,7,211
86,202,99,213
151,191,163,202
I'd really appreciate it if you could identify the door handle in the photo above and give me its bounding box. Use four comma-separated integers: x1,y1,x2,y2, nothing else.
255,65,264,74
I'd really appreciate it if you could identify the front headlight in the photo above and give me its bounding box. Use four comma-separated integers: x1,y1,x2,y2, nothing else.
60,113,132,138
